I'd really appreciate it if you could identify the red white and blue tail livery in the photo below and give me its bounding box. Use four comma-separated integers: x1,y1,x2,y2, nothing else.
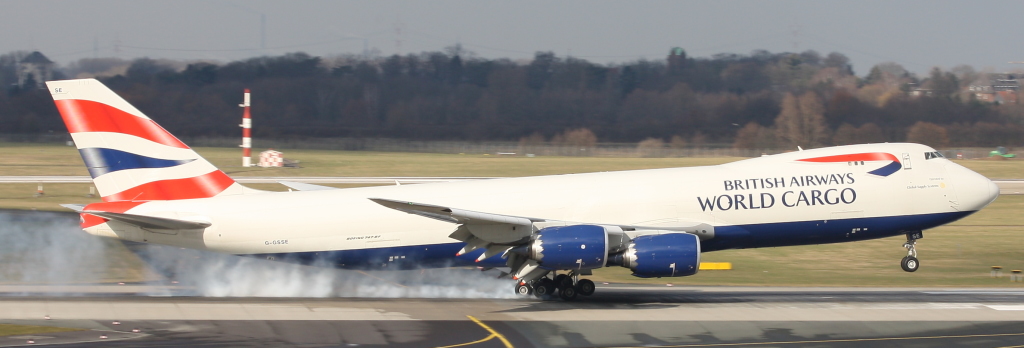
46,79,1000,299
49,79,247,202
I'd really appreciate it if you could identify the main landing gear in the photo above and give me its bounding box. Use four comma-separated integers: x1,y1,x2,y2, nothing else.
901,231,922,272
515,271,596,301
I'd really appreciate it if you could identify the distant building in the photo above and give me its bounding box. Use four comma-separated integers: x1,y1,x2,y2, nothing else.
667,47,686,74
907,83,933,97
966,73,1019,104
17,51,54,89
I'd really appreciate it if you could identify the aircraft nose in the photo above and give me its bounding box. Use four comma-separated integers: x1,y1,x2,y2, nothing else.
947,163,999,211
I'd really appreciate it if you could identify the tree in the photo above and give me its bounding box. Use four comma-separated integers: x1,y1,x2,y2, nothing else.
926,67,959,98
857,123,886,143
669,135,688,148
906,121,949,148
526,51,557,90
733,122,777,149
636,137,665,157
832,123,884,146
832,123,858,146
721,62,770,93
518,132,546,154
774,92,830,148
125,58,174,83
448,54,463,85
823,52,852,74
552,128,597,148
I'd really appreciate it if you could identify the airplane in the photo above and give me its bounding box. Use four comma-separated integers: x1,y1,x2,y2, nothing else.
45,78,1000,300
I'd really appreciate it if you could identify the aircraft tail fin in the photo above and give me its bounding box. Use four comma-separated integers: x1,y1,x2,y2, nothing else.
46,79,247,202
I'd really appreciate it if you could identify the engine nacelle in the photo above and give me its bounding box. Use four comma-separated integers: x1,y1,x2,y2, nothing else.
610,233,700,278
527,225,609,270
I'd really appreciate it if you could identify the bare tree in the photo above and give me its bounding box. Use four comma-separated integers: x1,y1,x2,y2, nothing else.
774,92,830,148
669,135,688,148
906,121,949,148
636,137,664,157
733,122,777,149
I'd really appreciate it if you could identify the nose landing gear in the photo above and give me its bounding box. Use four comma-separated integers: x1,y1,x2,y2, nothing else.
901,231,922,272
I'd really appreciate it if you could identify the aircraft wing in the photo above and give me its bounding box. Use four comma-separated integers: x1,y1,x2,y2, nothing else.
370,197,714,280
83,211,212,230
369,198,540,244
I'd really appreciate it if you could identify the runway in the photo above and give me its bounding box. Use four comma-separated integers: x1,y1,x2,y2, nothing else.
2,285,1023,347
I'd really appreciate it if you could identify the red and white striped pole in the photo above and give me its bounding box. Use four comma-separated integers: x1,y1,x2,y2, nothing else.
239,89,252,167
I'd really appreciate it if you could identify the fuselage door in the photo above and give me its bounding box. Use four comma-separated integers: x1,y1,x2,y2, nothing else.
902,153,912,170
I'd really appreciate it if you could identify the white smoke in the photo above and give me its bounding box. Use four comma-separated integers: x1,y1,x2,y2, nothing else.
0,210,520,299
0,210,112,288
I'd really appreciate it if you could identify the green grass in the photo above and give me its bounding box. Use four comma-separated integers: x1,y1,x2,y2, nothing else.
0,324,83,337
0,183,102,211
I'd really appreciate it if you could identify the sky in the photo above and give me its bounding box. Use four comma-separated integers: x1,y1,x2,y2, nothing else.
2,0,1023,76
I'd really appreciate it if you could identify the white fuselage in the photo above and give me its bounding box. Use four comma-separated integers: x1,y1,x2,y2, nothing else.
86,143,998,268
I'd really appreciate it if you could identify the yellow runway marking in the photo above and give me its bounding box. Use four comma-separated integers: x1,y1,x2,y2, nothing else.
354,270,407,288
610,332,1024,347
434,315,513,348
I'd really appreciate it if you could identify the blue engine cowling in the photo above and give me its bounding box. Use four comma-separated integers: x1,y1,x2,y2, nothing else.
612,233,700,278
529,225,608,270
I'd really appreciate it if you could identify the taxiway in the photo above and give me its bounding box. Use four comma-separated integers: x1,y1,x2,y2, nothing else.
1,285,1023,347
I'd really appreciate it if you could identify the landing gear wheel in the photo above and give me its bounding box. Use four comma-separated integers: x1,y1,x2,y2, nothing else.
553,274,570,289
515,283,533,296
534,279,555,297
576,279,595,296
901,256,919,272
901,231,922,272
559,285,578,300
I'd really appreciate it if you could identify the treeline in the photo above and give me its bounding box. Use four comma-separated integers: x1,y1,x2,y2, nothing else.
1,48,1023,148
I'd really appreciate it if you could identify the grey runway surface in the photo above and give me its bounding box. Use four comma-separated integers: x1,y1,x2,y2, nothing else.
2,285,1024,347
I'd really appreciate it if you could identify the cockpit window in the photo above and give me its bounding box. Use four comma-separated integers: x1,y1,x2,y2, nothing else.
924,151,944,160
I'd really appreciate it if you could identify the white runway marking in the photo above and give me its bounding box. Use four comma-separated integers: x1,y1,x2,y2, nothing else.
923,291,1024,295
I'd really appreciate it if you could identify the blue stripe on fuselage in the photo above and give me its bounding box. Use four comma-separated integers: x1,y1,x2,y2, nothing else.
79,147,195,178
868,161,902,176
701,210,973,251
248,211,975,270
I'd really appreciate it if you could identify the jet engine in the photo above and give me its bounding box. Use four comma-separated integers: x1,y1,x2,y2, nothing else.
609,233,700,277
512,225,630,270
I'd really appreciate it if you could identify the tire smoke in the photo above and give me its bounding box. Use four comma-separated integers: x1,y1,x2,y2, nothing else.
0,210,111,288
0,210,519,299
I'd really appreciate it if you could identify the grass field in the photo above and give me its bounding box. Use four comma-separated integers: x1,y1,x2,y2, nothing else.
1,143,1022,288
0,324,82,337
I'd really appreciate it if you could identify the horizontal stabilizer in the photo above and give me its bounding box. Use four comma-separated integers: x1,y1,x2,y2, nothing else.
60,204,86,212
83,210,211,230
279,181,338,191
